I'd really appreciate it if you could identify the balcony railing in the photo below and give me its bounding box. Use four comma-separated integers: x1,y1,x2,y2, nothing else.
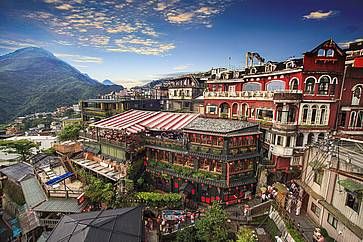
39,218,60,228
273,90,303,101
273,122,297,131
270,145,294,157
204,91,274,100
145,137,185,151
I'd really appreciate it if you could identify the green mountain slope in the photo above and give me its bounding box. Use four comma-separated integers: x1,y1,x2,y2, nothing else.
0,47,123,123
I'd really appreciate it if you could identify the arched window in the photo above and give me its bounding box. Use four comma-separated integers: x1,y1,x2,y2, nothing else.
352,86,362,105
266,80,285,91
326,49,334,57
320,105,327,125
357,111,363,128
250,67,257,74
305,78,315,94
290,78,299,90
302,105,309,123
330,77,337,95
311,105,318,124
241,103,249,117
243,82,261,91
349,112,356,127
288,107,296,123
318,49,325,56
276,106,283,122
318,76,330,95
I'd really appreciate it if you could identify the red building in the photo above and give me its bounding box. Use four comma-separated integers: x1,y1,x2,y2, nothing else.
203,39,360,183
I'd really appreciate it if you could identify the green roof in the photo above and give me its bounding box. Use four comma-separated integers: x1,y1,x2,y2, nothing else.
20,177,47,208
338,179,363,192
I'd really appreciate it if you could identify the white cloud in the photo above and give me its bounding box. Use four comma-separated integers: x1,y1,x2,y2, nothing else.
173,64,192,71
55,53,103,64
303,10,337,20
167,12,195,24
55,4,73,10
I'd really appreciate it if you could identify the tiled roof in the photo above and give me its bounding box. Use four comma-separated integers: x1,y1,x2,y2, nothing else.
92,109,199,134
184,118,257,134
47,206,143,242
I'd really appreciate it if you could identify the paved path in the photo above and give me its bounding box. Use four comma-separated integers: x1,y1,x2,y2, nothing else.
288,211,316,241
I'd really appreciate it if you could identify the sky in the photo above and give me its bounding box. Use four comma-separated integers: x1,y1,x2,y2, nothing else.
0,0,362,88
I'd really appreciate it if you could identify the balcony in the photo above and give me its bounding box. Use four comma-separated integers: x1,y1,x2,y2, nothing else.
273,122,297,132
145,136,186,151
270,145,294,157
204,91,274,100
39,218,60,228
273,90,303,102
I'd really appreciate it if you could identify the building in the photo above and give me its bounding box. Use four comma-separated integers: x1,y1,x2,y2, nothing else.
145,117,260,206
80,98,162,122
298,139,363,242
80,109,260,206
203,39,358,183
166,74,206,113
46,206,144,242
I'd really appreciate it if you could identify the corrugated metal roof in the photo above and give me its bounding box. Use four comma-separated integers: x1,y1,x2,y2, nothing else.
91,109,199,134
0,162,34,183
33,198,84,213
20,177,47,208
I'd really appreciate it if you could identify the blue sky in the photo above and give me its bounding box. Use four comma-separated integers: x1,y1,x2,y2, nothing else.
0,0,362,87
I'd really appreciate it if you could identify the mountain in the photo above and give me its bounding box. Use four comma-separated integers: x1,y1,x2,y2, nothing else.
102,79,116,85
0,47,124,123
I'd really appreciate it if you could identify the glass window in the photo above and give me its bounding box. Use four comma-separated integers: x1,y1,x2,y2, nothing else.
346,191,361,213
311,202,321,217
290,78,299,90
313,170,323,185
305,78,315,94
277,136,283,146
302,105,309,123
327,213,338,229
318,49,325,56
311,105,318,124
352,87,362,105
320,106,327,125
318,76,330,95
350,112,356,127
326,49,334,57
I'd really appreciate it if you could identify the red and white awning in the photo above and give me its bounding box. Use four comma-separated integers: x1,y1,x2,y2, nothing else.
91,110,199,134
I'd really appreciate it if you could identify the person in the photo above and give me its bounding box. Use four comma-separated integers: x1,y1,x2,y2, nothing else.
286,194,292,213
296,199,302,216
275,235,283,242
191,213,195,224
261,193,266,202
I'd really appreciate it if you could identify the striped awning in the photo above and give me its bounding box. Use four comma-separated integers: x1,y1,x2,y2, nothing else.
91,110,199,134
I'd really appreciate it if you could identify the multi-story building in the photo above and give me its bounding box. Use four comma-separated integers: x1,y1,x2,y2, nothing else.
79,110,260,206
298,139,363,242
204,39,349,183
80,97,162,122
166,74,206,113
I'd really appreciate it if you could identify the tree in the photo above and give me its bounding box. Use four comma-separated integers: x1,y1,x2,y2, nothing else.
195,201,229,242
0,139,39,162
175,226,197,242
58,124,81,141
236,227,258,242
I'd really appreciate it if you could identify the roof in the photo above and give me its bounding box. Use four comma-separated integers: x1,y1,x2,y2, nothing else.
184,118,257,134
92,109,199,134
338,179,363,192
33,198,84,213
0,162,34,183
20,176,47,208
306,39,345,56
47,206,144,242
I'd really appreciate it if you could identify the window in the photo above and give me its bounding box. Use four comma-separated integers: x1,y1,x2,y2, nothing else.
311,202,321,217
320,106,327,125
327,213,338,229
345,191,361,213
357,111,363,128
350,112,356,127
290,78,299,90
305,78,315,94
286,136,291,147
243,82,261,91
318,76,330,95
326,49,334,57
318,49,325,56
311,105,318,124
302,105,309,123
277,136,283,146
207,106,217,114
339,111,347,127
313,170,324,185
266,80,285,91
352,86,362,105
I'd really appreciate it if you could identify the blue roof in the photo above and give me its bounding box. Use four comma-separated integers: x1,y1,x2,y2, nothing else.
45,172,73,186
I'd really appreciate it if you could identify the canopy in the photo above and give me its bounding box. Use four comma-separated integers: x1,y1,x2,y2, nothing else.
338,179,363,192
